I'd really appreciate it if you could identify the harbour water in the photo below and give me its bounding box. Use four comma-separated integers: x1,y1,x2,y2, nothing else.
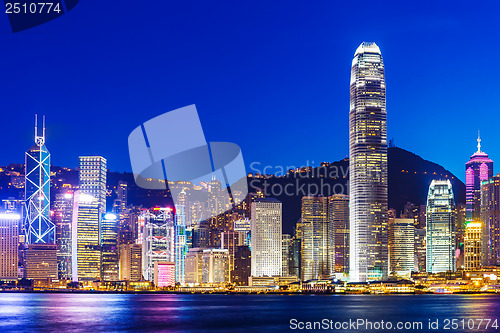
0,293,499,332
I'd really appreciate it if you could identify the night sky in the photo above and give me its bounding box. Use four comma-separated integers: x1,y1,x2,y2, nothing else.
1,1,499,182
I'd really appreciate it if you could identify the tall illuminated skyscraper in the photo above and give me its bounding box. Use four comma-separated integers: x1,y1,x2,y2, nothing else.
74,191,101,281
464,222,482,270
78,156,107,216
53,190,74,280
465,135,493,221
480,175,500,267
426,180,456,273
174,204,187,284
329,194,349,275
142,208,175,282
74,156,107,281
349,42,388,281
101,213,119,281
388,218,414,277
25,115,55,244
0,212,20,280
250,198,282,277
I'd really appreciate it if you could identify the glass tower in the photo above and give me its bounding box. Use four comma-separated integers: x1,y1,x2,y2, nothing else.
53,190,74,279
300,196,331,281
349,42,388,282
465,135,493,221
250,198,282,277
174,204,187,284
480,176,500,267
25,115,55,244
142,208,175,282
426,180,456,273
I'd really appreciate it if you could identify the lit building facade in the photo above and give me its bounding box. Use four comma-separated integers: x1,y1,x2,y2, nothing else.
78,156,107,216
480,176,500,267
414,228,426,272
25,115,55,244
465,136,493,221
202,248,229,284
142,208,175,282
0,212,20,280
174,204,188,284
74,191,101,281
119,243,142,281
301,196,331,280
388,218,414,277
464,222,482,270
233,218,251,246
232,245,251,285
221,230,239,280
185,247,204,284
25,244,58,280
426,180,456,273
74,156,107,282
53,190,74,280
282,234,291,277
250,198,282,277
349,42,388,282
101,213,119,281
329,194,349,274
154,261,175,288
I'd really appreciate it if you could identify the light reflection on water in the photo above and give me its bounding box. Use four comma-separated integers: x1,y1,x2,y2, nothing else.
0,293,499,332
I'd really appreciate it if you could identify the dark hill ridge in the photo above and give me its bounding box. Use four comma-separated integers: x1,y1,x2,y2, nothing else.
388,147,464,212
249,147,465,234
0,147,464,236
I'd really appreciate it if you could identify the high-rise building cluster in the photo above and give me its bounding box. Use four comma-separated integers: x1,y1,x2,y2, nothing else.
2,43,500,289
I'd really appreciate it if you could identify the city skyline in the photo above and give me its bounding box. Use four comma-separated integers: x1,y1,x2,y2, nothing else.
2,1,500,182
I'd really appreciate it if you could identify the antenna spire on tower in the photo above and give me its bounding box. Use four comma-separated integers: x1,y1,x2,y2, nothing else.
477,130,481,153
34,114,45,147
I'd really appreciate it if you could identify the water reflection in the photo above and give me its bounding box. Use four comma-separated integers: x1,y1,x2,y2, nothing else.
0,294,499,332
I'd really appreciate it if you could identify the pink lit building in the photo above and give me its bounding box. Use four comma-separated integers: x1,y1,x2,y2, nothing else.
465,135,493,222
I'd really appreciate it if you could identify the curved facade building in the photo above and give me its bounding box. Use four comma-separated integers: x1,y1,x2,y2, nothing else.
349,42,388,282
426,180,456,273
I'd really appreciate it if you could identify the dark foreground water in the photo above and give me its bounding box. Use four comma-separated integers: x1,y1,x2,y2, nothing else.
1,293,500,332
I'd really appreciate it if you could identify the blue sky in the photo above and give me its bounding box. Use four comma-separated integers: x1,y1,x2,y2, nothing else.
1,0,499,181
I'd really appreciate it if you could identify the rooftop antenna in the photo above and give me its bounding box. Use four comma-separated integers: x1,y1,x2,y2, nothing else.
477,130,481,153
34,114,45,147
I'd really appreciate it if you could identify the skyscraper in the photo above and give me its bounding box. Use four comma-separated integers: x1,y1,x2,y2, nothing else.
202,248,229,284
250,198,282,277
25,115,55,244
174,204,187,284
53,190,74,280
142,208,175,282
0,212,20,280
466,135,493,221
78,156,107,216
25,244,58,280
388,218,414,277
349,42,388,282
426,180,456,273
119,243,142,281
329,194,349,275
185,248,204,284
464,222,482,270
75,156,107,281
414,228,426,272
282,234,291,277
301,196,331,280
480,175,500,267
100,213,119,281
